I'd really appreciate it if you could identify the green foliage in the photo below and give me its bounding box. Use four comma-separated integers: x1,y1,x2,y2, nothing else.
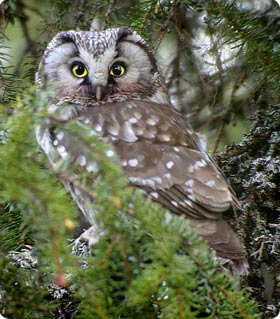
0,248,51,319
0,203,32,252
0,91,79,277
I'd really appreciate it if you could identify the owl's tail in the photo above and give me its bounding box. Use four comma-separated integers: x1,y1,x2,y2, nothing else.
190,218,249,275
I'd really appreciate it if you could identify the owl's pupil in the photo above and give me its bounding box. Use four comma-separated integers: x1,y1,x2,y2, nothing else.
112,66,122,75
76,65,85,75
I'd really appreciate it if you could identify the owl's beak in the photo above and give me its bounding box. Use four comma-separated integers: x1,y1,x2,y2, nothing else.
96,85,102,101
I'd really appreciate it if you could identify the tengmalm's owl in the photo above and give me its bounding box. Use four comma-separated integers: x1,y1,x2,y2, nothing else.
36,27,247,274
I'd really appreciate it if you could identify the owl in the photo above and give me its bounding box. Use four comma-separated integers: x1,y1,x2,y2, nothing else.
36,27,248,274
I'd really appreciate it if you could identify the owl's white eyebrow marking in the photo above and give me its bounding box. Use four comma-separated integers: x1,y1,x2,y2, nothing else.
128,158,138,167
166,161,174,169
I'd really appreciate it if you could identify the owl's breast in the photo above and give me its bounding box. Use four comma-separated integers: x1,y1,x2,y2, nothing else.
77,100,199,148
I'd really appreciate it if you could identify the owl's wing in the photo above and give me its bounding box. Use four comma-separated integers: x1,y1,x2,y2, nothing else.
117,141,233,220
79,100,239,221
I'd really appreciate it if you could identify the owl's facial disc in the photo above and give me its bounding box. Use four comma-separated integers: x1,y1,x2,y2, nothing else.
41,29,169,104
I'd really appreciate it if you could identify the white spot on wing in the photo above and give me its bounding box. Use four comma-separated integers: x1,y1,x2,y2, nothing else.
134,112,142,120
128,176,155,188
123,122,138,142
57,131,64,141
95,124,102,132
164,173,171,179
146,118,157,126
151,192,159,199
195,159,207,168
205,180,216,187
151,177,162,184
158,134,171,142
57,145,68,160
128,176,162,188
189,159,208,172
166,161,174,169
134,127,144,135
184,179,194,193
128,158,138,167
171,200,178,207
107,125,119,136
184,199,193,207
129,117,138,124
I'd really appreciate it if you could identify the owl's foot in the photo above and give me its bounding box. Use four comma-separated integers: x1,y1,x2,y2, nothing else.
72,226,100,257
217,255,249,276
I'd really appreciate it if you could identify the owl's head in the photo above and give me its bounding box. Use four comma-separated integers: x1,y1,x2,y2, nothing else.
38,27,169,105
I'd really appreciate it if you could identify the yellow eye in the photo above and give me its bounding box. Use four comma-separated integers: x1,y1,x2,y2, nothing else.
109,63,126,77
71,63,88,78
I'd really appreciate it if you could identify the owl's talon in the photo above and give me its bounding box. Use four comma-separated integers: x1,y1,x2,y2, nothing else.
72,226,100,257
